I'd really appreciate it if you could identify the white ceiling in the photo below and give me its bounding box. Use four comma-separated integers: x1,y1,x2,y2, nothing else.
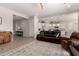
0,3,79,18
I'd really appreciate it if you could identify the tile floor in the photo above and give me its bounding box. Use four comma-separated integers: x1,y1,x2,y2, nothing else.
0,40,70,56
0,36,34,54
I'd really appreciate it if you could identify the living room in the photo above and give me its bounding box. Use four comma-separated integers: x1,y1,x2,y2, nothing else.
0,2,79,56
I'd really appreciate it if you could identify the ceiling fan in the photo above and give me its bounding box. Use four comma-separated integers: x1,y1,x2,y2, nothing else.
39,3,44,10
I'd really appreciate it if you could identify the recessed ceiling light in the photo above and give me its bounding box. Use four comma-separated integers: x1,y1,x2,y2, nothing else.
64,3,71,8
53,24,55,26
49,24,52,26
67,4,71,8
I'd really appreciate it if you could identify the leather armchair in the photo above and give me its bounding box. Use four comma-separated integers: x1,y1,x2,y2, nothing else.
0,32,12,44
61,32,79,56
69,43,79,56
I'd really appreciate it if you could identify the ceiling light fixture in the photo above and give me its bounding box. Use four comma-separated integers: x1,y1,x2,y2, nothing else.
49,24,52,27
64,3,71,8
53,24,55,26
67,4,71,8
40,3,43,9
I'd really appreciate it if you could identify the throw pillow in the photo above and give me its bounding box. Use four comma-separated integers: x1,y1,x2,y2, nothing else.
56,33,59,38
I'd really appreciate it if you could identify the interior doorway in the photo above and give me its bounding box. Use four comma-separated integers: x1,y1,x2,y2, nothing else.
13,15,29,38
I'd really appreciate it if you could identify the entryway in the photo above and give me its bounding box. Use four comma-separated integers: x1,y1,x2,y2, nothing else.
13,15,29,39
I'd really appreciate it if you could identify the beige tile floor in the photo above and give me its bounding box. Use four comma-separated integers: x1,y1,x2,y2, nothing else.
0,36,34,54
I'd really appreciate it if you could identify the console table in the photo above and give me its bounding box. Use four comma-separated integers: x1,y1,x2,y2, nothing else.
16,31,23,36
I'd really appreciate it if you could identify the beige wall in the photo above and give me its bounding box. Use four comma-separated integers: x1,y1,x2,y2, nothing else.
28,15,41,38
28,17,34,37
0,7,13,32
21,20,29,37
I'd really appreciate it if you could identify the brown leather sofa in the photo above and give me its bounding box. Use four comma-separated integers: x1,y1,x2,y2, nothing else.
37,30,61,44
61,32,79,56
0,32,12,44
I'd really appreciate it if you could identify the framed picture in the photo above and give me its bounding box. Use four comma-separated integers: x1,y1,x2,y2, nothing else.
0,17,2,24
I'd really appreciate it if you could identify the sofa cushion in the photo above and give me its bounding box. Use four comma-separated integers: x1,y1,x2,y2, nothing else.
56,33,60,38
70,32,79,39
69,44,79,56
71,39,79,49
40,31,44,36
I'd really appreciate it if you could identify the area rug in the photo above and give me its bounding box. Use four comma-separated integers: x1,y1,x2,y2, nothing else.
0,40,70,56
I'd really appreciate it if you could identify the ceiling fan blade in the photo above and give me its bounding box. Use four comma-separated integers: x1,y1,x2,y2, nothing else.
40,3,43,9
